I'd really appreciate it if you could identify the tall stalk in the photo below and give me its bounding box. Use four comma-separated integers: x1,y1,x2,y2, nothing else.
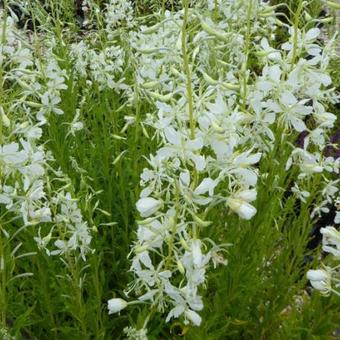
181,0,195,140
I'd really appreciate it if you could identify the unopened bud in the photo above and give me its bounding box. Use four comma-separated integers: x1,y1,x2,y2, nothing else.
0,109,10,127
304,12,312,22
177,260,185,274
180,237,190,251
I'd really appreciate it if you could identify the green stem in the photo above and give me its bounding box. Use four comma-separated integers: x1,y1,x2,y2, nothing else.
241,0,253,110
181,0,195,140
0,0,9,145
0,227,7,327
290,0,304,70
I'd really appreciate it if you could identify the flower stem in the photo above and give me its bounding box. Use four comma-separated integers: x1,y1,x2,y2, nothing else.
181,0,195,140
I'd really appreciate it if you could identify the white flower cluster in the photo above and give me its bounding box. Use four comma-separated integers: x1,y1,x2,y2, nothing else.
0,10,92,259
105,0,340,328
36,56,68,123
105,0,134,31
307,226,340,296
1,16,67,125
70,40,128,92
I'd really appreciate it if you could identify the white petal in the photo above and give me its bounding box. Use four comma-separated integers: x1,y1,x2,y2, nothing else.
191,239,202,267
280,91,296,106
307,269,328,282
180,170,191,187
164,126,181,145
194,178,216,196
290,117,306,132
269,65,281,83
236,189,257,202
305,28,320,41
191,154,206,171
185,310,202,326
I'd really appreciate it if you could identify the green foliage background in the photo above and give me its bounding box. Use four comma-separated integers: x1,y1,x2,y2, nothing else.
0,0,339,339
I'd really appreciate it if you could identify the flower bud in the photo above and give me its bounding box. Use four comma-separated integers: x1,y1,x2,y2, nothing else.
226,198,257,220
107,298,128,314
180,237,190,251
307,269,331,294
304,12,312,22
1,111,10,127
177,259,185,274
136,197,163,217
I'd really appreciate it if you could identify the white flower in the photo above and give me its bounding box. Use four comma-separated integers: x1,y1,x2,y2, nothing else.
231,151,262,186
107,298,128,314
157,126,206,171
227,199,257,220
291,183,310,203
226,189,257,220
282,27,321,57
320,227,340,258
259,38,281,61
136,197,163,217
0,143,27,164
277,91,313,132
313,102,336,128
307,269,332,295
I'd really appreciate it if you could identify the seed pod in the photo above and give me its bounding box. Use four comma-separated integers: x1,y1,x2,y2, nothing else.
135,47,164,54
201,21,229,42
148,91,173,102
326,1,340,10
112,134,126,140
202,72,219,85
141,81,159,89
317,17,334,23
141,18,173,34
170,67,185,80
258,11,275,17
141,23,162,34
222,82,239,91
25,101,43,108
192,214,213,227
